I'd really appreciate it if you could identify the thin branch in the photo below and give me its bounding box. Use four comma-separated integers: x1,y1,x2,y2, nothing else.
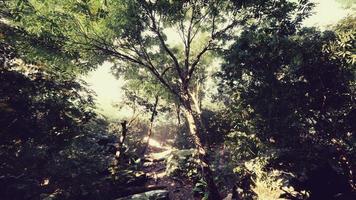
187,40,212,81
178,19,187,47
142,3,185,82
184,3,196,72
76,35,181,100
161,66,173,76
72,22,181,99
187,19,239,82
189,9,211,43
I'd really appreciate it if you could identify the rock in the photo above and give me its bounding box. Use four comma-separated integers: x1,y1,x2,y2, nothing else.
116,189,169,200
223,193,232,200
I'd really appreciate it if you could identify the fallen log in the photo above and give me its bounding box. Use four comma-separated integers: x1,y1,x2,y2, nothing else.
143,157,165,163
115,185,167,198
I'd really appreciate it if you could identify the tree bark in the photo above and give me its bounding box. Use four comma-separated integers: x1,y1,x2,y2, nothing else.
182,92,221,200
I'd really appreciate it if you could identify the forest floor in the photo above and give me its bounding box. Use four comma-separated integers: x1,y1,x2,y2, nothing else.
142,139,196,200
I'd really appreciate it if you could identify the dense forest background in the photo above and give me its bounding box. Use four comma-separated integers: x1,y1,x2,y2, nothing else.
0,0,355,200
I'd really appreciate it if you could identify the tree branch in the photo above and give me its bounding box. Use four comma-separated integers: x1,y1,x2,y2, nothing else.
187,19,239,82
142,3,185,83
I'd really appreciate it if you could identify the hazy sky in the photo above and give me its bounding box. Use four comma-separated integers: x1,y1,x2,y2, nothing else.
84,0,352,119
84,62,125,118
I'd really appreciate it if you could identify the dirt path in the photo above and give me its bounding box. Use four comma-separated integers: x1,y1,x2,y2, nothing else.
142,140,195,200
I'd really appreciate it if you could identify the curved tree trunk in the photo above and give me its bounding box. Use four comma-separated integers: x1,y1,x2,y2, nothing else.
182,91,221,200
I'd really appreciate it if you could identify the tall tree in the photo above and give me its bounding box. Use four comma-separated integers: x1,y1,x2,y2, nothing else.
0,23,101,199
3,0,314,198
219,13,355,198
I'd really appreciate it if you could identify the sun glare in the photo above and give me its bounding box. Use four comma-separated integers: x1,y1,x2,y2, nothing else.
144,137,171,150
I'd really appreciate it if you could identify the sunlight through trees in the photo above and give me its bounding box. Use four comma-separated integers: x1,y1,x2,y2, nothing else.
0,0,355,199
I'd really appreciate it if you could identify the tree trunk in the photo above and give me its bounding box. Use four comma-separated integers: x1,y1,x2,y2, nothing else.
142,95,159,155
176,104,181,126
115,120,128,164
182,94,221,200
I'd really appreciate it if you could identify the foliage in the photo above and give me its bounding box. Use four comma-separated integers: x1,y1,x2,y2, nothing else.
165,149,211,198
1,39,95,199
0,22,145,200
2,1,317,198
324,16,356,65
243,156,309,200
174,109,233,149
246,157,286,200
219,15,356,199
2,1,355,199
0,5,96,75
165,149,199,179
193,179,210,200
173,124,196,149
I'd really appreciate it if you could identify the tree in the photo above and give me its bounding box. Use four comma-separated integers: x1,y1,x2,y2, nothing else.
219,14,355,198
1,20,153,200
324,15,356,65
0,27,98,199
3,0,314,198
114,64,174,155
